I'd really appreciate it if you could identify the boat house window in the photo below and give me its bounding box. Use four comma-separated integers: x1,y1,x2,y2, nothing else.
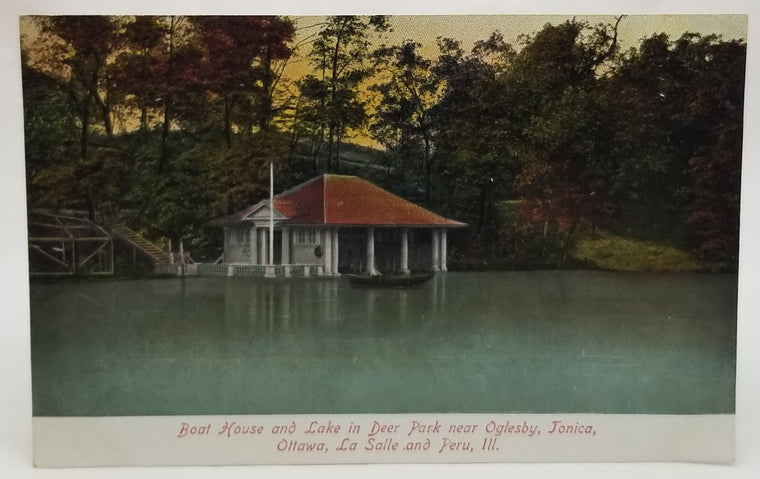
295,229,318,245
231,228,249,245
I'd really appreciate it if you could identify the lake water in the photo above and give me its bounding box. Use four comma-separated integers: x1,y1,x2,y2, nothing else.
30,271,737,416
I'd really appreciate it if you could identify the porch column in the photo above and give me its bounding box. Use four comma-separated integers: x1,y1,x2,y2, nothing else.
223,228,229,263
249,226,257,264
366,227,377,276
263,227,274,276
323,229,332,275
400,228,410,274
258,228,267,265
331,228,340,275
431,229,440,271
281,227,290,265
440,229,448,271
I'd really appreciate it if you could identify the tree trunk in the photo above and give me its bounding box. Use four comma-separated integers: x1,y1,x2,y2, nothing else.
336,128,342,172
541,219,549,259
158,16,176,174
559,215,580,268
259,45,274,132
311,134,322,176
224,95,232,149
245,98,254,142
424,135,432,207
325,30,342,174
96,95,113,137
140,103,148,131
80,105,96,222
80,105,90,166
476,183,489,235
159,100,170,173
326,123,335,172
289,94,302,156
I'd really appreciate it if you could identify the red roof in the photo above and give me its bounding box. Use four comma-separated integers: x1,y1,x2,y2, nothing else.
212,175,465,228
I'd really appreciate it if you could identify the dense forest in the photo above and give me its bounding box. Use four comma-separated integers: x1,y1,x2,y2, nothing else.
21,15,745,271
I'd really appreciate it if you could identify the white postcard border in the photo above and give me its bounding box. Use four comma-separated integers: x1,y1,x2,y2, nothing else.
34,413,734,466
3,0,759,477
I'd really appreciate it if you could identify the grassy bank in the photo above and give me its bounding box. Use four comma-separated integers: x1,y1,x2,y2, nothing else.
570,228,706,272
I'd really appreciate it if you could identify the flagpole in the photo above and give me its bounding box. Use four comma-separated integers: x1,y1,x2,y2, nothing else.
269,161,274,265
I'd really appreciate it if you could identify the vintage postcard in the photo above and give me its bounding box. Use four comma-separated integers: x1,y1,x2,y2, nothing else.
19,5,746,469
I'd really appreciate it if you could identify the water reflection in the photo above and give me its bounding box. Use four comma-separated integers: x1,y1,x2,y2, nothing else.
30,272,737,416
215,276,448,337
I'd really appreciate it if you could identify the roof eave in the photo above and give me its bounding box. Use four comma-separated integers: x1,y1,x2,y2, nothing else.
280,221,467,228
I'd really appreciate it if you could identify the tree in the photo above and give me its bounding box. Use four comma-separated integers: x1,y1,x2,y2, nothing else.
304,15,389,172
431,33,518,248
21,55,80,210
104,16,208,176
290,75,329,175
606,32,745,266
155,16,203,174
686,37,745,266
30,15,122,219
192,16,294,148
507,18,622,265
254,17,296,133
517,86,615,264
370,40,443,205
108,16,167,132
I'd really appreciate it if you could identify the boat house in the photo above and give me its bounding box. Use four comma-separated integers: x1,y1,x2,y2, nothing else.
207,174,465,277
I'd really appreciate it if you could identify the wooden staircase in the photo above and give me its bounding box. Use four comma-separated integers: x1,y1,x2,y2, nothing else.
110,224,170,264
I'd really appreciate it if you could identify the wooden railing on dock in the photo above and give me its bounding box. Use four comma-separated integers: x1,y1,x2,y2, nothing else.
28,211,114,275
111,224,170,264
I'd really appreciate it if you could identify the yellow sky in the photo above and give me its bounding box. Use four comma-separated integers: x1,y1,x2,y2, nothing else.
283,14,747,145
21,14,747,76
289,14,747,60
280,14,747,91
384,14,747,48
19,14,748,146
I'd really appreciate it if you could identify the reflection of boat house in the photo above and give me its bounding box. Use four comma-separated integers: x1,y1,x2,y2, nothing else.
208,174,465,277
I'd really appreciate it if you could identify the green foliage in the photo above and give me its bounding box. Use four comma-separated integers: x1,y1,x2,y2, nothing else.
602,32,745,261
370,40,443,206
20,15,745,272
21,61,79,209
296,15,390,172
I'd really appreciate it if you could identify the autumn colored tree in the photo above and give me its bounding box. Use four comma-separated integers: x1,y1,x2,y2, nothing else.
108,16,166,131
686,38,745,266
106,16,204,173
606,32,745,264
28,15,122,219
508,18,622,265
19,15,745,270
254,17,296,133
192,16,294,148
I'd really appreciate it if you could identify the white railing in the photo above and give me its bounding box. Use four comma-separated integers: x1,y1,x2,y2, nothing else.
196,263,228,275
233,265,267,276
154,263,183,275
186,263,324,278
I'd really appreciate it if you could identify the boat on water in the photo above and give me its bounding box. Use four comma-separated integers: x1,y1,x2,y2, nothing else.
346,271,434,287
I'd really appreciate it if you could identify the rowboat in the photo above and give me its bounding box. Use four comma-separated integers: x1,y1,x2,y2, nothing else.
346,271,434,287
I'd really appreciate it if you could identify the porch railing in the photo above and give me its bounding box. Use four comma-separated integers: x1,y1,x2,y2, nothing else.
183,263,325,278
